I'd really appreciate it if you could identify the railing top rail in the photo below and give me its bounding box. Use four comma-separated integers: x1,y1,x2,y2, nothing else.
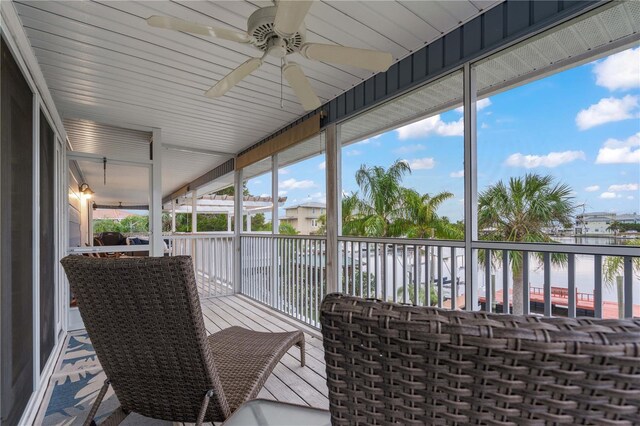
472,240,639,257
164,233,234,240
338,235,467,248
241,233,328,241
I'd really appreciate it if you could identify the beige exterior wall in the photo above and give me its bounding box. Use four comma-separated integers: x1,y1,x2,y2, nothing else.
281,205,325,234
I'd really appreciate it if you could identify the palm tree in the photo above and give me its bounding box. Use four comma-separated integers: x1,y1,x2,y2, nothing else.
478,174,575,314
352,160,411,237
400,189,464,240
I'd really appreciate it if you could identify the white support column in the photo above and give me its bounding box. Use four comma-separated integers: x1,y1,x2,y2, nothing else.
247,214,252,232
463,63,479,310
191,189,198,233
325,124,341,293
227,213,232,232
171,199,176,233
32,92,41,387
150,128,163,256
233,169,243,293
272,154,279,234
271,154,279,308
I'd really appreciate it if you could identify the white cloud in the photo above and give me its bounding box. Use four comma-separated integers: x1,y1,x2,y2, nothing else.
279,178,316,190
585,185,600,192
608,183,639,192
628,196,635,200
450,170,464,178
593,47,640,91
278,168,290,175
346,149,362,157
600,192,620,199
505,150,586,168
455,98,492,113
306,192,326,203
253,179,262,184
394,144,425,154
318,161,326,170
481,122,489,129
406,157,436,170
595,132,640,164
396,115,463,139
278,190,287,196
575,95,638,130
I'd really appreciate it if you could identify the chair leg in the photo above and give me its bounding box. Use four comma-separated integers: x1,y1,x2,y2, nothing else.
298,337,305,367
83,379,111,426
196,389,215,426
98,407,129,426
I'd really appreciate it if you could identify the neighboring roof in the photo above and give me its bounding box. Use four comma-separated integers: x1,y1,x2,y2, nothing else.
285,202,326,210
93,209,139,221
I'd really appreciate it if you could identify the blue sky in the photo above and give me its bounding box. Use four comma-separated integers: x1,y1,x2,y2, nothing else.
247,46,640,223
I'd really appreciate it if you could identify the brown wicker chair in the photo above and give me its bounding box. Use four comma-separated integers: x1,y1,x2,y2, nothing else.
61,255,305,426
320,293,640,425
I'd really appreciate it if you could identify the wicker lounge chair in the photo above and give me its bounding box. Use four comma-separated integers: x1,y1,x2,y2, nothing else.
61,255,305,426
320,293,640,425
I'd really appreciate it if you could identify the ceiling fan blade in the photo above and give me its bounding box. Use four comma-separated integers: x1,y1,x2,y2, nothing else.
300,43,393,72
205,58,263,98
282,62,321,111
274,0,314,38
146,16,250,44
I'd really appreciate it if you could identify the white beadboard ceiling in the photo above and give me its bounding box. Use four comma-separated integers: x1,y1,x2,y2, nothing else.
15,0,501,200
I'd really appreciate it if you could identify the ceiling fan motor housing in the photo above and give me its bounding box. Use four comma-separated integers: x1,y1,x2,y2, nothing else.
248,6,305,53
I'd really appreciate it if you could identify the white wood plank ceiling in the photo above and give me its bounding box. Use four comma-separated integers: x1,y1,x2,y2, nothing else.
15,0,501,198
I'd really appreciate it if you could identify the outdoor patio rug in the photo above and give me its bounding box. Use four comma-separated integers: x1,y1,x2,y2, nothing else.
35,332,177,425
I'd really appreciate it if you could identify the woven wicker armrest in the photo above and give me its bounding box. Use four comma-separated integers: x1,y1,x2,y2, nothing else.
320,293,640,426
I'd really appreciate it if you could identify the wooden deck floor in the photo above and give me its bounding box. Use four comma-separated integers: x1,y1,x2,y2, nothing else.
37,295,328,425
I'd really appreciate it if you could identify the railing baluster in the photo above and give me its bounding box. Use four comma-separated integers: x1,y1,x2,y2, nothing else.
311,239,316,326
402,245,408,304
568,253,576,318
392,244,398,303
304,239,309,324
437,246,443,308
424,245,430,307
358,242,363,297
383,244,388,302
374,243,380,300
451,247,457,309
342,241,346,294
543,252,551,317
522,251,529,315
502,251,509,314
624,256,633,318
413,244,418,306
485,249,492,312
594,255,602,318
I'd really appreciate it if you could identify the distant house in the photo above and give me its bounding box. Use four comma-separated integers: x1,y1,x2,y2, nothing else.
280,202,326,234
576,212,640,235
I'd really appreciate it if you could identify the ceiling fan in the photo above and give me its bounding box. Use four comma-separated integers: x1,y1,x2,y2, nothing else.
147,0,394,111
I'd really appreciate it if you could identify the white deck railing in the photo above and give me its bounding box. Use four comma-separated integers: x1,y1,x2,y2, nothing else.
241,235,327,328
162,233,638,323
165,234,234,298
238,235,639,327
